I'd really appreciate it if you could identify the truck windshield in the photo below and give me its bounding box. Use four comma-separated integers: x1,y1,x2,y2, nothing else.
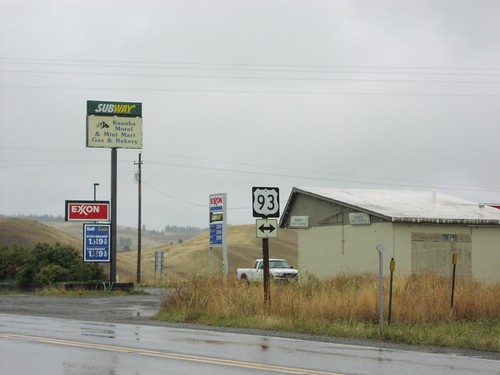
269,260,290,268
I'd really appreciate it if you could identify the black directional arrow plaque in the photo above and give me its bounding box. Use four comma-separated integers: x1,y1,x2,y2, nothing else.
256,219,278,238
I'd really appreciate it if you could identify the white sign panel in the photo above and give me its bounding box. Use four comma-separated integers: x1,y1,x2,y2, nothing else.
290,216,309,228
87,115,143,149
349,212,371,225
256,219,278,238
252,187,280,218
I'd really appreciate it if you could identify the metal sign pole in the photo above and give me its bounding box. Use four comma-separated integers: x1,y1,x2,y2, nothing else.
222,194,228,280
135,152,142,284
451,253,458,308
388,258,396,326
263,237,270,306
376,244,385,333
110,148,117,285
209,246,214,273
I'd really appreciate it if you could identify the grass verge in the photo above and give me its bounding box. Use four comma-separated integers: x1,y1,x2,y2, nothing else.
155,274,500,352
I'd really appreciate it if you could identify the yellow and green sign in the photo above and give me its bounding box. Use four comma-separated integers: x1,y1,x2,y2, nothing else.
86,100,143,149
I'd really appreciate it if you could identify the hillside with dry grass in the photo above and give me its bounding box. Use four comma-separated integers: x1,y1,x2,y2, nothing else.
0,218,82,249
117,224,298,283
0,218,298,283
44,221,196,250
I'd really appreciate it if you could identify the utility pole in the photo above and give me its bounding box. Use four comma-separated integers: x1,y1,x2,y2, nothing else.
134,152,143,284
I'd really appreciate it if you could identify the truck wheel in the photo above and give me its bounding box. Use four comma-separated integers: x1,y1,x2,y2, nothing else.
241,274,248,283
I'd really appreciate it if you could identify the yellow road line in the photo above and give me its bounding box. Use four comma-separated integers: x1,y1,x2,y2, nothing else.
1,333,344,375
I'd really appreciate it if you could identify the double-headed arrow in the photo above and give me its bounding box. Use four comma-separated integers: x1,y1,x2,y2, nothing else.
256,219,278,238
258,223,276,233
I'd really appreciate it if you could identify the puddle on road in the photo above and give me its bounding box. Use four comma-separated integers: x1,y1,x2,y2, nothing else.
80,322,116,339
121,304,157,318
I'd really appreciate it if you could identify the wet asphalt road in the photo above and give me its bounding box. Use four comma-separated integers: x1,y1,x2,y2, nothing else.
0,288,163,325
0,289,499,374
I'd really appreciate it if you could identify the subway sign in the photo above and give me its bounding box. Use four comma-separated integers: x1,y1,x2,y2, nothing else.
86,100,143,149
65,200,110,222
87,100,142,117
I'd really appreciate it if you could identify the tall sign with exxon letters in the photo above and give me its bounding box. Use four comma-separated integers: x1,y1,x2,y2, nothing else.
209,193,227,277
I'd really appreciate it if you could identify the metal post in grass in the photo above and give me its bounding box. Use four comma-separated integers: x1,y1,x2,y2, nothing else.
388,258,395,326
376,244,385,333
110,148,117,285
451,253,458,309
263,237,271,307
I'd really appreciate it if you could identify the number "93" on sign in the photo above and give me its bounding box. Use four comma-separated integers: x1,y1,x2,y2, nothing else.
252,187,279,218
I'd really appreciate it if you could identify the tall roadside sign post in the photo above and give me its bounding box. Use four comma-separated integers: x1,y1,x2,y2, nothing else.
86,100,143,285
209,193,227,279
252,187,279,306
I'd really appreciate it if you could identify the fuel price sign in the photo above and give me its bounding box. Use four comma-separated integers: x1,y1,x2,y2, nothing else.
84,224,111,262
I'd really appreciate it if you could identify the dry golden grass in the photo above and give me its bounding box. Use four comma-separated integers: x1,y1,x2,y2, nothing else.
159,273,500,324
157,273,500,351
0,218,82,249
117,224,298,283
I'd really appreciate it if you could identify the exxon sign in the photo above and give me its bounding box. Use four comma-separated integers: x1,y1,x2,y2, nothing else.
65,201,110,221
209,194,225,212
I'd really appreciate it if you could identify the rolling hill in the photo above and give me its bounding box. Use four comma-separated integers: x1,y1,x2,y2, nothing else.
117,224,298,282
0,218,298,283
42,221,197,250
0,218,82,249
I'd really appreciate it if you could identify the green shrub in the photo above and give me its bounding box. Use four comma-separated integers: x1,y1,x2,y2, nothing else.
8,242,104,286
34,264,70,285
0,245,30,281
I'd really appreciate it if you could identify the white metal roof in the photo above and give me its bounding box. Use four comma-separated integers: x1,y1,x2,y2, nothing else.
290,188,500,225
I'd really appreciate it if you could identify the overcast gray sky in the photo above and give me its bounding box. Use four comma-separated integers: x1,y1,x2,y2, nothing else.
1,0,500,230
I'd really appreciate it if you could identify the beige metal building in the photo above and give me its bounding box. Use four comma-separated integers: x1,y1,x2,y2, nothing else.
280,188,500,283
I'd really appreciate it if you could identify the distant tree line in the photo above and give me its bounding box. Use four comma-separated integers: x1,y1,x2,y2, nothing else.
0,215,206,235
163,225,205,234
138,225,205,236
0,243,104,286
0,214,64,222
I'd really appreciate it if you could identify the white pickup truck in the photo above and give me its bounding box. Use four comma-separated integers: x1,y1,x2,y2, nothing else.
236,259,298,282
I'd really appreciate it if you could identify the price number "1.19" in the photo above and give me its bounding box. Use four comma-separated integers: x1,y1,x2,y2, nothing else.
87,237,108,246
87,250,108,258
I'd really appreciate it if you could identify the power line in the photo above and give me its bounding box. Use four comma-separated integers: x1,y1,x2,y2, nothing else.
3,69,500,84
2,84,499,98
142,180,250,210
142,180,207,208
143,151,498,191
144,160,500,194
2,57,500,73
1,146,498,194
